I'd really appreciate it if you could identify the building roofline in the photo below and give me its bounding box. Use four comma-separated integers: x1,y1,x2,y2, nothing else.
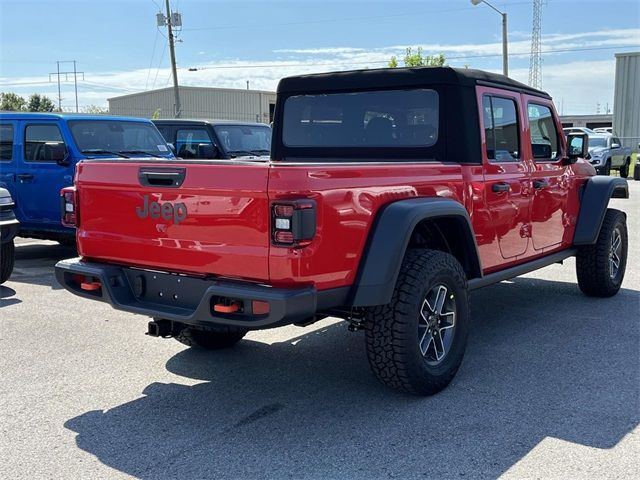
614,51,640,58
108,85,276,102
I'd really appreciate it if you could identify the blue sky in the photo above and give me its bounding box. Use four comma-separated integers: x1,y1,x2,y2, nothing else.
1,0,638,114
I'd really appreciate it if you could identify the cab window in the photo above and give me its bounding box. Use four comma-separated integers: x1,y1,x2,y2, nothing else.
528,103,560,160
24,124,66,162
0,124,13,161
176,128,214,159
482,95,520,162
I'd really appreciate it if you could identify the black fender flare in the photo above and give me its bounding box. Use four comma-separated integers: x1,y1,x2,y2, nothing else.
350,197,482,307
573,176,628,245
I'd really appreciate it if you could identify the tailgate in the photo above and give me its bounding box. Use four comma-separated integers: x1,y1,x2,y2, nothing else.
75,160,270,282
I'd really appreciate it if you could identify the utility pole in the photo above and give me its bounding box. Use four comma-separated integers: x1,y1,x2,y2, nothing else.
49,61,84,112
73,61,79,113
56,61,61,111
164,0,181,118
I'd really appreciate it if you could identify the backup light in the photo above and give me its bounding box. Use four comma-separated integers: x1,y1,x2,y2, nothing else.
271,200,317,247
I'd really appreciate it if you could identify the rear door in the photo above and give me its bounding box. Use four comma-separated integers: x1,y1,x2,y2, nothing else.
525,98,571,251
15,121,73,228
478,87,531,263
0,122,16,198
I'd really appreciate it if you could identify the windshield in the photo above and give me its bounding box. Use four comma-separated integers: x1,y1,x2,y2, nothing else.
213,125,272,156
588,136,608,148
283,89,439,148
69,120,171,156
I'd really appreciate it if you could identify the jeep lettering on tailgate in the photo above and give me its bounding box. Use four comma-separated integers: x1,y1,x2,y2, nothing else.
136,195,187,224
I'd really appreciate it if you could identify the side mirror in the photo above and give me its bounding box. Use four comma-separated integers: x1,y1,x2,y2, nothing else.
565,133,588,163
197,143,218,159
166,142,177,156
611,143,620,149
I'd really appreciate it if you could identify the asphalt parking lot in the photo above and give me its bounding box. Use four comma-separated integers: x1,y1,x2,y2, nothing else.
1,183,638,479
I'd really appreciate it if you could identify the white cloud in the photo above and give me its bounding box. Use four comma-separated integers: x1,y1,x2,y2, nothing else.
0,28,636,114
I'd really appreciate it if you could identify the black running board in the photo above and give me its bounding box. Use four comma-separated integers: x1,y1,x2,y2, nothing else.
468,249,577,291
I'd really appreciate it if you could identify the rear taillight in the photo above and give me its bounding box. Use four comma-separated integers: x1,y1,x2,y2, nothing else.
271,199,316,247
60,187,78,227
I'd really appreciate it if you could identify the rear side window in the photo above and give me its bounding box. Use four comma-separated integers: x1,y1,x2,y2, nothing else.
283,89,439,148
528,103,560,160
24,124,66,162
176,128,213,158
482,95,520,161
0,124,13,161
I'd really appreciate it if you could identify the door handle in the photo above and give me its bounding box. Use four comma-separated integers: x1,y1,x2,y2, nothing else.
17,173,34,181
492,182,511,193
533,179,549,189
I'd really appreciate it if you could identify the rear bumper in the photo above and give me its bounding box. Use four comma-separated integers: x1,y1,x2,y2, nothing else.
55,257,319,329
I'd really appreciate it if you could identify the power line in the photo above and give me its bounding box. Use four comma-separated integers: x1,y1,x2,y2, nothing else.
145,28,160,90
186,44,640,71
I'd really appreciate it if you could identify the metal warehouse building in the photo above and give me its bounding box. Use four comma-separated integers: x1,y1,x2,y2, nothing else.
108,86,277,124
613,52,640,150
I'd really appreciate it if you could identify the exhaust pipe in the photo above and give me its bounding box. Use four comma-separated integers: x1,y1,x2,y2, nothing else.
147,319,172,338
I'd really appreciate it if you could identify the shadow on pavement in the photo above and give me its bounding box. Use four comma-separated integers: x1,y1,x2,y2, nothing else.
0,285,21,307
8,242,76,290
65,277,639,479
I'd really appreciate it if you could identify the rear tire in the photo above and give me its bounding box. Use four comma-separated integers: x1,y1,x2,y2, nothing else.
174,325,247,350
634,161,640,181
364,249,470,396
1,240,15,284
576,209,627,297
620,158,630,178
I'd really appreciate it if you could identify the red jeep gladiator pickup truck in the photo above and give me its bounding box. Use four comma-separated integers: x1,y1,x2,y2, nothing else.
56,67,629,395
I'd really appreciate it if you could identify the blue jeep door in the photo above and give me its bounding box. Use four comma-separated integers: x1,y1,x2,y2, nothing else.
0,122,16,197
15,122,73,229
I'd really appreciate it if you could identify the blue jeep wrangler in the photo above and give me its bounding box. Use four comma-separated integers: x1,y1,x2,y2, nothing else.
0,113,174,243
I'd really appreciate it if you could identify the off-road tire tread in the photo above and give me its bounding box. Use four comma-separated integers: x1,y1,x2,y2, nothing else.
364,249,469,395
576,208,627,297
0,240,15,284
175,325,247,350
620,159,629,179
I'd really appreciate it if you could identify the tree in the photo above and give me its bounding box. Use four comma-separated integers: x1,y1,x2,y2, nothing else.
0,92,27,111
151,108,162,119
27,93,56,112
388,47,446,68
82,105,109,114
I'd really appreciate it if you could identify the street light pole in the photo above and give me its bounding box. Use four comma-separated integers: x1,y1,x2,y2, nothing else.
471,0,508,77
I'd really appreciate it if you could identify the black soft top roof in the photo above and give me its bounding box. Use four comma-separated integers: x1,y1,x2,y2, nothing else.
277,66,550,99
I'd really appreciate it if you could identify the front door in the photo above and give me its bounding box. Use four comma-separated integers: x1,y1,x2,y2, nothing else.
610,136,624,168
15,122,73,229
479,88,531,263
525,99,571,251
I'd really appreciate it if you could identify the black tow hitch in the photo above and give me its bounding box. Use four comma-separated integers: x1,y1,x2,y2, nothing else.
146,319,174,338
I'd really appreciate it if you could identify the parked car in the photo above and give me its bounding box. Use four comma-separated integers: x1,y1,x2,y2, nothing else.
0,187,19,284
586,133,633,177
153,119,271,159
55,67,629,396
0,113,174,243
563,127,595,135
